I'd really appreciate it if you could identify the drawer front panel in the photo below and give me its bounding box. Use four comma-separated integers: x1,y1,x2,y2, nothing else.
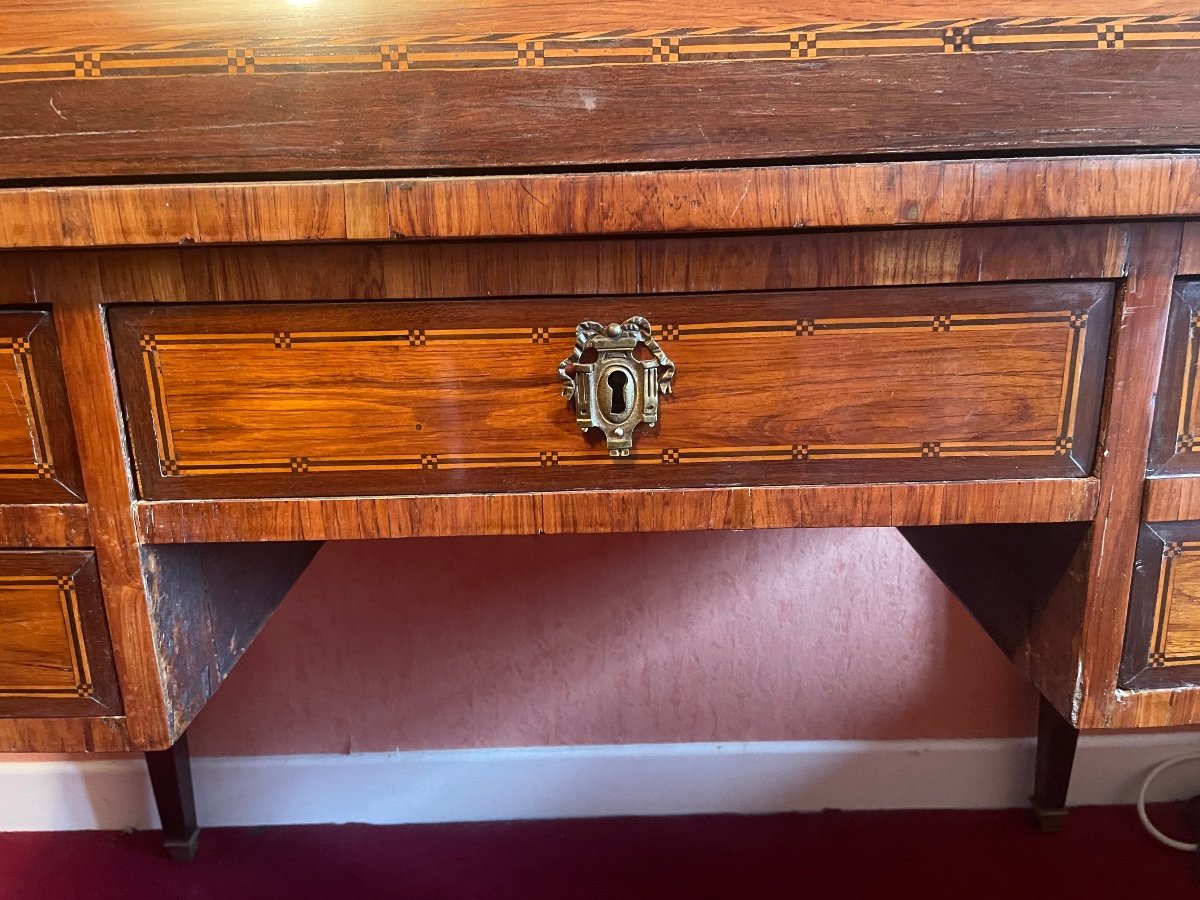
1150,279,1200,474
111,282,1112,500
1122,522,1200,690
0,311,84,502
1156,244,1200,512
0,551,121,718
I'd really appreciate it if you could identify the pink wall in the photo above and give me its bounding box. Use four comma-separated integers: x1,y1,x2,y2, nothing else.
184,528,1036,757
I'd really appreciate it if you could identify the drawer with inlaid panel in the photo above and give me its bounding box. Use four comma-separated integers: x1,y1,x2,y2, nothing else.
109,282,1113,501
1121,523,1200,690
0,551,120,717
1148,278,1200,474
0,311,84,502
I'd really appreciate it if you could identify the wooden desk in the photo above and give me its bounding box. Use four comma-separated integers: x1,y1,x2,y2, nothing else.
2,0,1200,859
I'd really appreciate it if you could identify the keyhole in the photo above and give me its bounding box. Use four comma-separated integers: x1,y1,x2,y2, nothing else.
608,370,630,415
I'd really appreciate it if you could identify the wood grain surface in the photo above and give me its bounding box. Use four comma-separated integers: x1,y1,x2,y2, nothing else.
136,477,1100,543
0,551,121,719
0,158,1195,248
0,505,90,548
73,223,1132,305
1145,477,1200,521
1,20,1199,178
0,715,128,753
34,259,172,748
0,311,84,502
1148,278,1200,474
388,158,1200,240
1074,223,1184,729
1182,222,1200,275
1100,688,1200,729
110,283,1112,499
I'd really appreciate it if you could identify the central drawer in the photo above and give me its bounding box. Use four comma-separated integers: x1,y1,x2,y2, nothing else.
110,282,1112,500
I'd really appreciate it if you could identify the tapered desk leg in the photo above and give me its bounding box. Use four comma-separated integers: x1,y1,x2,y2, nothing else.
1031,694,1079,833
145,731,200,861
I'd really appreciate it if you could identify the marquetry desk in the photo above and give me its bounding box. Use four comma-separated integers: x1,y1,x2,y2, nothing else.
4,0,1200,861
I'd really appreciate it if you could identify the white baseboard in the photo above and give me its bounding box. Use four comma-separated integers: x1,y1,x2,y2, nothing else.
4,736,1200,832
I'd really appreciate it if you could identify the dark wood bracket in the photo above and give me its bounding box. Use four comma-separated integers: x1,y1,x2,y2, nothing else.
145,730,200,861
897,523,1088,831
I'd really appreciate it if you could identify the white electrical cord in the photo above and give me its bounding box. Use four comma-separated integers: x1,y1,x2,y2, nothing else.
1136,751,1200,852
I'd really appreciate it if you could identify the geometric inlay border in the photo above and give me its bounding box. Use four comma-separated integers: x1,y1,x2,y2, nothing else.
1150,541,1200,668
0,336,57,483
0,574,93,699
1,16,1200,84
1174,311,1200,454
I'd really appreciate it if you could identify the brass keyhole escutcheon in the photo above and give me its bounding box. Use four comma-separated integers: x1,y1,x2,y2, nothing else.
558,316,676,456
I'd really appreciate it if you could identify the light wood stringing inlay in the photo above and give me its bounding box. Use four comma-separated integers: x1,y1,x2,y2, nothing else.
1149,541,1200,668
0,574,92,699
0,336,58,483
1,16,1199,84
1174,309,1200,454
137,308,1089,478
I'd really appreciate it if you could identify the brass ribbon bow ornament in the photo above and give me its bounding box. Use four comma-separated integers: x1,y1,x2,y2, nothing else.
558,316,676,400
559,320,602,400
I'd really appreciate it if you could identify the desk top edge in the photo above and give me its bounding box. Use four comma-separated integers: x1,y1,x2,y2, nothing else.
0,154,1198,250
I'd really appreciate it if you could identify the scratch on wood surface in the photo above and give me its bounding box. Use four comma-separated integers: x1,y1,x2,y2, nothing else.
0,120,297,141
728,179,750,224
518,180,548,210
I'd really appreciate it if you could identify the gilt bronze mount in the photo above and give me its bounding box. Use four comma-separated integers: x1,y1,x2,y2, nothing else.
559,316,676,456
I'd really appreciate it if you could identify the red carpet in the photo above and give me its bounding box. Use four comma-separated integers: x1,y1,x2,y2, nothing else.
1,807,1196,899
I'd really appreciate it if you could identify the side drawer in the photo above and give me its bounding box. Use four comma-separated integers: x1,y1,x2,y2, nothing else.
1123,523,1200,689
0,310,84,502
110,281,1113,500
1149,278,1200,474
0,551,121,717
